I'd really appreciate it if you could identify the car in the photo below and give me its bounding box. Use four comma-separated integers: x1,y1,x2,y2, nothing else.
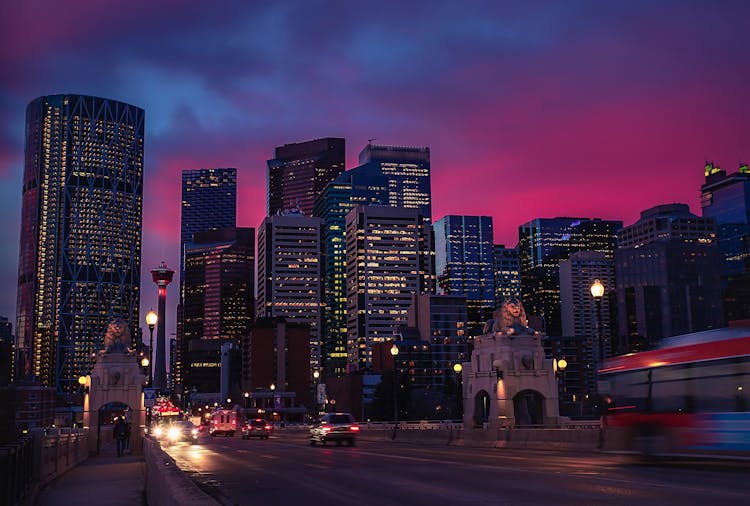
242,419,272,439
163,420,199,445
309,413,359,446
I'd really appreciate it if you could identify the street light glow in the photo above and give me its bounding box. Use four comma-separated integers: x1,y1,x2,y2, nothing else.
78,376,87,386
141,357,149,367
390,343,399,356
557,358,568,371
145,309,158,327
590,279,605,299
453,363,462,373
313,370,320,379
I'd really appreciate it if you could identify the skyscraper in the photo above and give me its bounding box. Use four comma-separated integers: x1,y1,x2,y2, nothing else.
559,251,615,392
345,205,434,371
180,168,237,283
493,244,521,307
267,138,345,217
434,215,495,336
180,228,255,394
358,144,432,220
313,144,433,374
16,94,144,392
257,212,323,371
701,162,750,321
616,204,723,346
518,217,622,337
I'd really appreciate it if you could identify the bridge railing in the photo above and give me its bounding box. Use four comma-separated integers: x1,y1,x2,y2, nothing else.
0,436,35,506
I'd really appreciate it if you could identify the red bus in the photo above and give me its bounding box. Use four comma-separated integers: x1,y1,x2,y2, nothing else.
599,327,750,458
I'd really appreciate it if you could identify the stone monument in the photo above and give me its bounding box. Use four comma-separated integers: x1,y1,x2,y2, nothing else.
83,319,147,454
461,297,560,429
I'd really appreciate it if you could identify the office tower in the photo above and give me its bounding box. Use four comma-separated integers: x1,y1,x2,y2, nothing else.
616,204,723,347
267,138,345,217
518,217,622,337
559,251,615,392
434,216,495,336
345,205,434,371
314,145,433,374
168,337,176,392
701,162,750,321
181,228,254,394
257,212,323,371
180,168,237,290
247,317,311,404
407,293,468,387
493,245,521,307
17,94,144,392
358,144,432,220
1,317,12,386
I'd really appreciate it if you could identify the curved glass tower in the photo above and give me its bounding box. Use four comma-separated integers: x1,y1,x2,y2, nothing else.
16,94,144,392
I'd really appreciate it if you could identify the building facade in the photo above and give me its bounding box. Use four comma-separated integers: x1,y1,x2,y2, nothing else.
179,227,254,395
313,144,433,375
518,217,622,337
434,216,495,336
267,137,345,217
701,162,750,322
257,212,323,371
17,95,144,392
616,204,724,347
559,251,615,392
493,245,521,307
345,205,434,371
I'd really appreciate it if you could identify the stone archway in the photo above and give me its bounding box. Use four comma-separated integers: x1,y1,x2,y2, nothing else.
513,389,544,426
473,390,491,427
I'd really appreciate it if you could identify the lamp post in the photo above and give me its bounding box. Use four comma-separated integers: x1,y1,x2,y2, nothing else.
390,343,399,422
453,363,463,420
556,357,567,413
145,309,157,386
270,383,276,415
590,279,605,372
312,370,320,416
243,391,249,409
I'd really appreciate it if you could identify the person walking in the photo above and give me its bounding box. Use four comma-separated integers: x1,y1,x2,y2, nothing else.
125,420,131,452
114,417,127,457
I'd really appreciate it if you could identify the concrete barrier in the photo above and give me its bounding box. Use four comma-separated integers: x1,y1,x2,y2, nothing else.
143,436,217,506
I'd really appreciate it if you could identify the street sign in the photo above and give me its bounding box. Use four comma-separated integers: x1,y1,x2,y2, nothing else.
144,388,157,407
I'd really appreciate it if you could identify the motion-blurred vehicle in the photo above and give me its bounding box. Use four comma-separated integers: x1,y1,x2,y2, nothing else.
209,409,237,437
241,419,272,439
163,420,199,445
309,413,359,446
600,327,750,459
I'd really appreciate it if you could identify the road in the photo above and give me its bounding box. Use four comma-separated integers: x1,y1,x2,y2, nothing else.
163,430,750,505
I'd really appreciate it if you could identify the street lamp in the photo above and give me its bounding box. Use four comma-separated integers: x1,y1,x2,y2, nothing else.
141,357,149,368
590,279,605,372
243,391,249,409
453,363,463,420
312,370,320,415
145,309,158,386
390,343,399,422
270,384,276,413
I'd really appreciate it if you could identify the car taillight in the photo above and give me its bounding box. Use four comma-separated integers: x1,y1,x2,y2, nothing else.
322,425,331,433
232,420,236,425
350,425,360,432
264,425,271,430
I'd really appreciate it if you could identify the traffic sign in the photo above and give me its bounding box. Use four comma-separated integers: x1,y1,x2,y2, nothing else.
144,388,157,407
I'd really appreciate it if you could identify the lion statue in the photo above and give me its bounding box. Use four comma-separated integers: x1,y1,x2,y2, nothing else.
103,318,132,353
485,297,535,336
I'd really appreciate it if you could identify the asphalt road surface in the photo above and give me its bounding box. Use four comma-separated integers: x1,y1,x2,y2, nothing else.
163,431,750,505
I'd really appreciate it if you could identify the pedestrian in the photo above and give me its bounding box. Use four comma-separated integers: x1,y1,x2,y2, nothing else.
114,417,127,457
125,420,131,451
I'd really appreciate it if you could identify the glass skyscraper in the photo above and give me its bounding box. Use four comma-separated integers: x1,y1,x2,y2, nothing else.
16,94,144,392
701,162,750,321
493,244,521,307
434,215,495,336
518,217,622,337
180,227,255,394
267,137,345,217
313,143,433,374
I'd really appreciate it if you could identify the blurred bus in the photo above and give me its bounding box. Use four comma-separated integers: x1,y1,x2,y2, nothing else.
599,327,750,458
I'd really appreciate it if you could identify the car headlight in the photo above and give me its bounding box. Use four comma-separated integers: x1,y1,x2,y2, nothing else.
168,427,180,440
153,427,163,437
191,429,198,435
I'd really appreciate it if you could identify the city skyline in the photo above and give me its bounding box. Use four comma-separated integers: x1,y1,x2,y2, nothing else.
1,0,749,333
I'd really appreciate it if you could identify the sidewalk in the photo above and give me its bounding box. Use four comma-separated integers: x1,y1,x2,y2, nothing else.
36,443,145,506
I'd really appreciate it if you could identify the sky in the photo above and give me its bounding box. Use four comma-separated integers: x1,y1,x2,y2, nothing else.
0,0,749,338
